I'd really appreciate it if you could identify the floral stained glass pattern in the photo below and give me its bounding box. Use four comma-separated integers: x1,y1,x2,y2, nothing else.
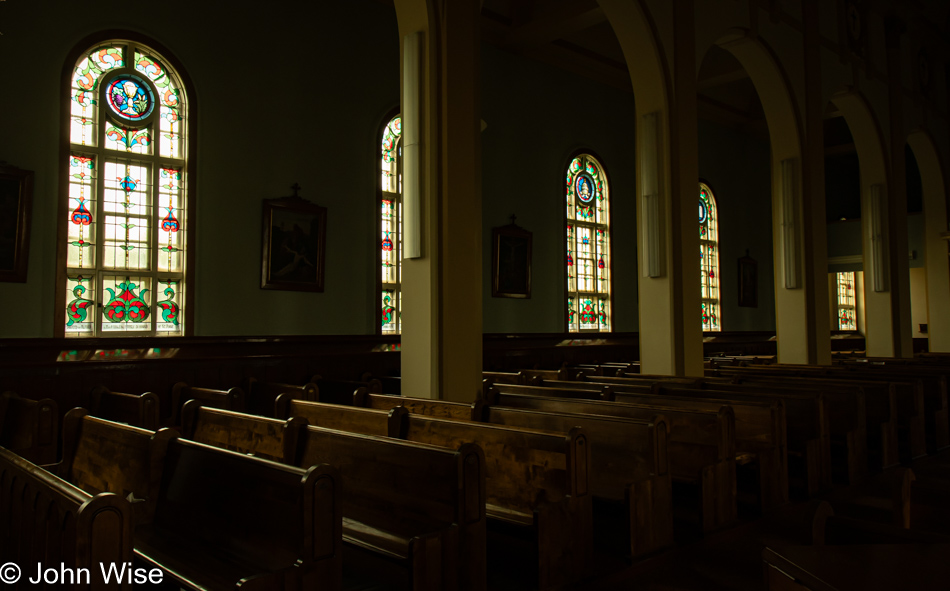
62,41,188,337
566,154,610,332
700,183,721,331
837,272,856,330
380,115,402,334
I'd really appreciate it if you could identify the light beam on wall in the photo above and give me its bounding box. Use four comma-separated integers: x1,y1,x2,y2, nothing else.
641,111,662,278
870,183,888,292
403,32,424,259
781,158,800,289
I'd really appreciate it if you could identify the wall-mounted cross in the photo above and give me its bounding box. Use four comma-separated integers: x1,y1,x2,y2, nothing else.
291,182,302,197
509,214,517,226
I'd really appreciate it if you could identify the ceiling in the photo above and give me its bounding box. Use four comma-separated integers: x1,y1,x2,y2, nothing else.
374,0,948,138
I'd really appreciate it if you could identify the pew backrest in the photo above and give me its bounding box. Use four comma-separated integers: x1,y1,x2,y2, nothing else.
482,405,668,502
90,385,161,430
54,409,177,525
181,401,306,463
276,396,406,438
354,390,484,421
400,413,589,518
170,382,245,426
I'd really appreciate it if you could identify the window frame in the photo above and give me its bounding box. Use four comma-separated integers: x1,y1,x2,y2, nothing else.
564,149,613,333
376,106,402,335
699,180,722,333
55,31,197,338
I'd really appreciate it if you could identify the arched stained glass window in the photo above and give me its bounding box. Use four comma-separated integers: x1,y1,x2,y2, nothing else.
700,182,721,332
566,154,611,332
836,271,856,330
58,37,191,337
379,114,402,334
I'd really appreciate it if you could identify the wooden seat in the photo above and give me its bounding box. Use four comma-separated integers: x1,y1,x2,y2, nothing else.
0,391,58,464
0,446,135,591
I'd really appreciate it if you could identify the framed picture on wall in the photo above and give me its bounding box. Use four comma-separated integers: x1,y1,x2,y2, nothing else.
738,251,758,308
0,165,34,283
492,218,532,299
261,190,327,292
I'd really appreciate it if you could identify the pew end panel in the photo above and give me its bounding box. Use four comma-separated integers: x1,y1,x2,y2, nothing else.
0,446,136,591
0,391,59,465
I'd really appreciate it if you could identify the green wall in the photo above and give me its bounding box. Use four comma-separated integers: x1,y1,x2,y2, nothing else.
0,0,400,337
697,120,777,332
480,44,639,333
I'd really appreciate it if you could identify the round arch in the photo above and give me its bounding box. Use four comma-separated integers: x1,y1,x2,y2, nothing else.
702,29,808,363
828,89,895,356
907,130,950,352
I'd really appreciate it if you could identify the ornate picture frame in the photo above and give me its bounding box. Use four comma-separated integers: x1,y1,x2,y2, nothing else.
0,165,35,283
261,191,327,292
492,219,532,299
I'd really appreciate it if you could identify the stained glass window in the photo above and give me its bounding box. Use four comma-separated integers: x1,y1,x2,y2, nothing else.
60,39,188,337
380,115,402,334
836,271,856,330
700,183,721,332
566,154,611,332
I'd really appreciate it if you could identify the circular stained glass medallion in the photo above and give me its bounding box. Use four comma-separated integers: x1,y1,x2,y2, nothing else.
106,75,155,121
699,199,708,224
575,173,596,206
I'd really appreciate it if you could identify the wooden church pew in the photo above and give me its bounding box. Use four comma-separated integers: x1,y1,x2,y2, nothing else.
594,388,789,513
0,391,58,464
51,409,176,526
352,390,674,558
480,405,674,558
484,389,736,534
276,398,592,590
398,413,592,591
182,403,486,591
135,437,342,591
49,409,343,591
597,374,833,494
0,446,135,591
709,366,926,462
